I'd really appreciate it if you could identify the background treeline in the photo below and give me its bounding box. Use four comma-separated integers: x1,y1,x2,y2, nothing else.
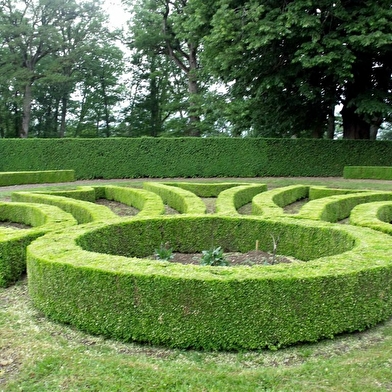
1,138,392,179
0,0,391,140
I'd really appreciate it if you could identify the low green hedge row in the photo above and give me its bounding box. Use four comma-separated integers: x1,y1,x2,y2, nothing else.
0,170,74,186
162,182,252,197
0,202,76,287
143,183,206,214
308,186,367,200
94,185,165,217
215,184,268,215
344,166,392,180
26,214,392,350
350,201,392,235
296,191,392,222
11,191,117,224
252,185,309,217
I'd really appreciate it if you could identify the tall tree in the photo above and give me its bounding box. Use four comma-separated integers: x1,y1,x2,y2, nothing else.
0,0,118,138
125,0,204,136
193,0,392,139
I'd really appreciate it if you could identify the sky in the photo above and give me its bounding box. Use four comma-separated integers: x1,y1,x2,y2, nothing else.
102,0,131,29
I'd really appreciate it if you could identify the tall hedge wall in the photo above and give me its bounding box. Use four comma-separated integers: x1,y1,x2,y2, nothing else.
1,138,392,179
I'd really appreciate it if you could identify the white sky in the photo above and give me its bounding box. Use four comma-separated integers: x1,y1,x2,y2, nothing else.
102,0,131,29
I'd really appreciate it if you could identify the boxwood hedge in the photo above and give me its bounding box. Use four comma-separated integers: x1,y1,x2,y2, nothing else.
0,202,76,287
25,212,392,350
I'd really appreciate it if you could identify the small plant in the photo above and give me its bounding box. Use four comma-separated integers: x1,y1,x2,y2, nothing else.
200,246,229,266
154,242,174,261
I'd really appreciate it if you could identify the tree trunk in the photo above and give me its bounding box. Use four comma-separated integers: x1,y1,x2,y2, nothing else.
326,107,335,139
187,44,201,137
341,105,370,139
342,54,372,139
59,96,68,138
20,83,32,138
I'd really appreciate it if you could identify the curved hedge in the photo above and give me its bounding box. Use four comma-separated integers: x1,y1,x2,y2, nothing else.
350,201,392,235
0,202,76,287
296,191,392,222
25,213,392,350
252,185,309,217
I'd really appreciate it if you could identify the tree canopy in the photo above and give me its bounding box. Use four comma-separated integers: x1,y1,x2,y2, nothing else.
1,0,391,139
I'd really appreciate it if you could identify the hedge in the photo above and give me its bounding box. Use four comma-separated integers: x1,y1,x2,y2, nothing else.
11,191,118,224
252,185,309,217
25,214,392,350
0,202,76,287
143,182,206,214
0,170,74,186
296,191,392,222
215,184,267,215
344,166,392,180
2,138,392,179
350,201,392,235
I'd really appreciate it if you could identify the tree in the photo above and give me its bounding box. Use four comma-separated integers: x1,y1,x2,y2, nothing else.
0,0,122,138
194,0,392,139
125,0,204,136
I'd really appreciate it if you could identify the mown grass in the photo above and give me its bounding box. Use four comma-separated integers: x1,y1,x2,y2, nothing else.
1,177,392,391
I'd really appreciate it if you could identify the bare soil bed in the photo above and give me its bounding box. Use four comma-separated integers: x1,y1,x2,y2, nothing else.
166,250,296,266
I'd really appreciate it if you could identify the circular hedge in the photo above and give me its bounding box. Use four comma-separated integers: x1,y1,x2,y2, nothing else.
26,214,392,350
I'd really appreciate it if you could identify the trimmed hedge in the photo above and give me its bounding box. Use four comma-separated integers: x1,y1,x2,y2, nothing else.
0,170,74,186
350,201,392,235
252,185,309,217
2,138,392,179
344,166,392,180
215,184,267,215
296,191,392,222
143,182,206,214
308,186,367,200
11,191,118,224
0,202,76,287
26,214,392,350
162,182,253,197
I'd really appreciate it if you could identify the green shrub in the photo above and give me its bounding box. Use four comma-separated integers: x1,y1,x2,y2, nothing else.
344,166,392,180
0,170,74,186
2,138,392,179
0,202,76,287
143,182,206,214
296,191,392,222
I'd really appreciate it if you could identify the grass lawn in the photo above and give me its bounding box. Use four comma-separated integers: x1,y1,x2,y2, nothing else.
1,177,392,391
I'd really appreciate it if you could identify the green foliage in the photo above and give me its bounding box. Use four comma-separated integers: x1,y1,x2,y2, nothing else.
196,0,392,138
344,166,392,180
0,202,76,287
0,170,74,186
2,138,392,179
26,212,392,350
200,246,229,266
154,243,174,261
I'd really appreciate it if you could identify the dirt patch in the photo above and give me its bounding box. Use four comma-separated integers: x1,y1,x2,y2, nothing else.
156,250,297,266
0,221,31,230
283,198,309,214
95,199,139,216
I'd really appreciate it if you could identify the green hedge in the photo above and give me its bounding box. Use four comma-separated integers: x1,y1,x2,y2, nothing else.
350,201,392,235
252,185,309,217
0,202,76,287
162,182,253,197
0,170,74,186
344,166,392,180
11,191,117,224
2,138,392,179
26,214,392,350
143,183,206,214
296,191,392,222
215,184,267,215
